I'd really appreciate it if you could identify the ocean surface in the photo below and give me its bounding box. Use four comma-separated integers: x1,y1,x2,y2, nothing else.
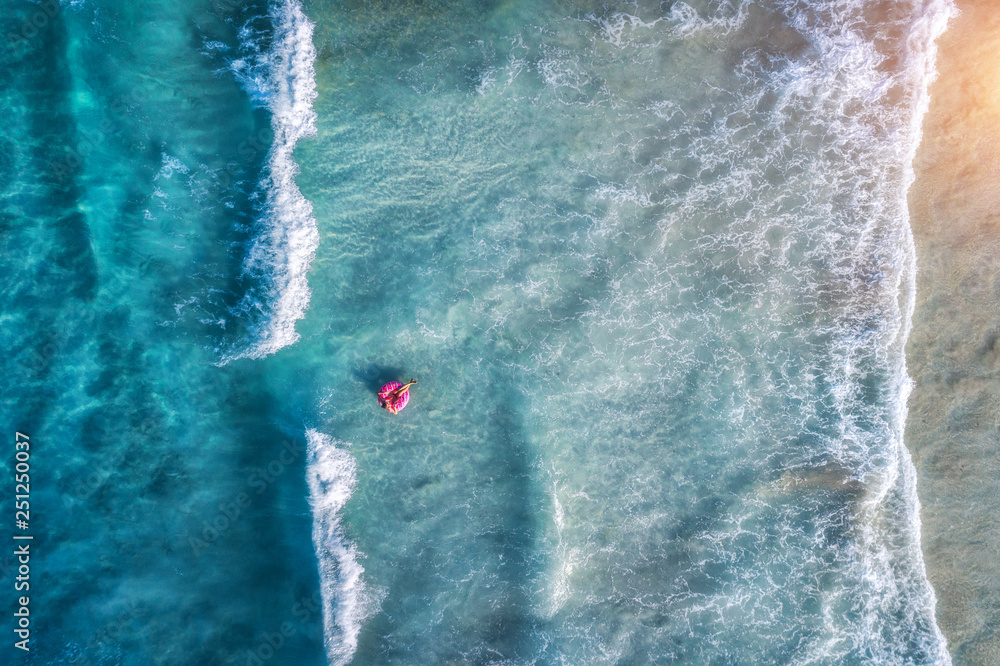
0,0,957,663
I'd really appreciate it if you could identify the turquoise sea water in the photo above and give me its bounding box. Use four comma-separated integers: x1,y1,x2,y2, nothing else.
1,0,957,664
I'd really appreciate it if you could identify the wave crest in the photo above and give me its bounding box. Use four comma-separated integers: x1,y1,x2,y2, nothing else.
305,429,376,666
223,0,319,363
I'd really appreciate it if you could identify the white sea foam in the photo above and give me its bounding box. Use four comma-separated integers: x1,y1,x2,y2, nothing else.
155,152,189,180
543,479,573,618
860,0,956,661
741,0,953,660
511,0,957,660
305,429,375,666
765,0,955,661
222,0,319,363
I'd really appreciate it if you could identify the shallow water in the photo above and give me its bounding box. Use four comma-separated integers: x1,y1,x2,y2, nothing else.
0,0,955,663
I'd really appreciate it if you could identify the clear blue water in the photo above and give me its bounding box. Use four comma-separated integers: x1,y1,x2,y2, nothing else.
0,0,956,663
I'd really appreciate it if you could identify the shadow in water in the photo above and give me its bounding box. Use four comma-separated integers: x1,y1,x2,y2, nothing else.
352,362,409,395
355,367,545,664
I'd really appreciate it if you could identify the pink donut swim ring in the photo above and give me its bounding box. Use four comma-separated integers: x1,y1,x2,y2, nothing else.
378,380,414,415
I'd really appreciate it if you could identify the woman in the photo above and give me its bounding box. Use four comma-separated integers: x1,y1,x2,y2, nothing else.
378,378,417,414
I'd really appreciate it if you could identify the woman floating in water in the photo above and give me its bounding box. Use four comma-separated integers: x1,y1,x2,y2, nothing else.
378,379,416,415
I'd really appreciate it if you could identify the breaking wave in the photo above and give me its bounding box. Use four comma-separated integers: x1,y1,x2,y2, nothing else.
305,429,375,666
222,0,319,363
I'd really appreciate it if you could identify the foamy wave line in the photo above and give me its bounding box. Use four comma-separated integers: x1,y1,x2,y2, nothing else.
223,0,319,363
785,0,955,661
305,429,374,666
891,0,957,661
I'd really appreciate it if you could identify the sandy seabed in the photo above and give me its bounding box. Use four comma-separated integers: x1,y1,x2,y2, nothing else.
907,0,1000,662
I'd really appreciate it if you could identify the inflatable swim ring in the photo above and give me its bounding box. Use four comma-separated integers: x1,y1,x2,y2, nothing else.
378,381,411,414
